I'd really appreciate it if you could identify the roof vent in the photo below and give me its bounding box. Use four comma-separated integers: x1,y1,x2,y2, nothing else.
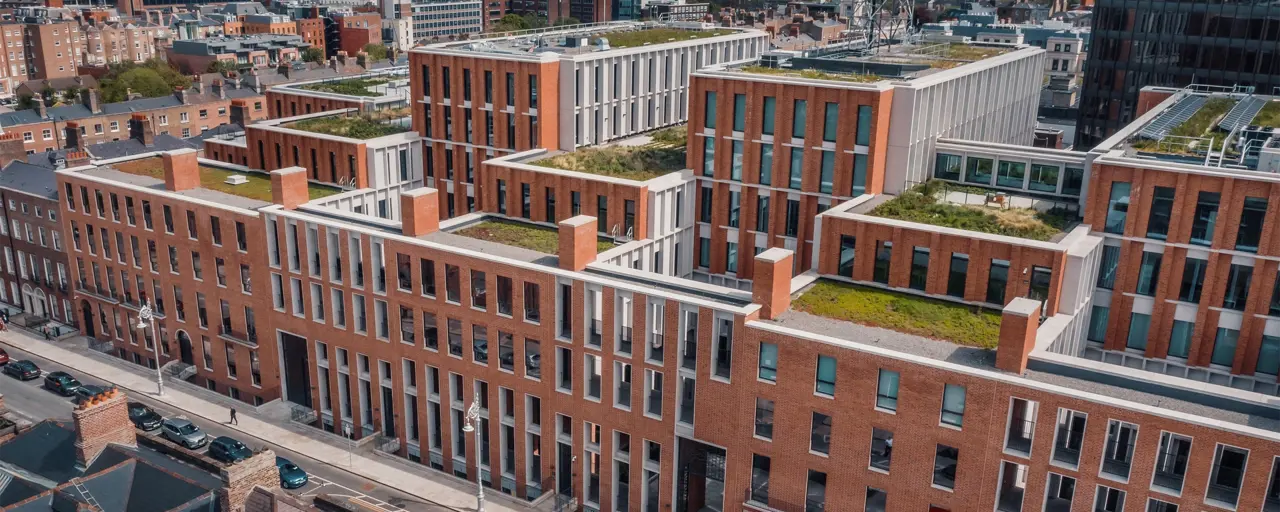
225,175,249,185
597,37,609,51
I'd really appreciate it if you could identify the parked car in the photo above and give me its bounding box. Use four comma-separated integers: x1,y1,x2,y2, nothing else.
73,384,110,404
0,348,11,365
161,418,208,449
208,436,252,463
127,402,162,431
42,371,82,396
276,457,308,489
3,360,39,380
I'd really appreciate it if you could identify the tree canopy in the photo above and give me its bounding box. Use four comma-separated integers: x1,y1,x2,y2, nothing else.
99,59,192,103
301,47,325,63
363,43,388,61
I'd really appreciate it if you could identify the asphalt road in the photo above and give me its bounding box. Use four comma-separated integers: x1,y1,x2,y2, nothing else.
0,344,452,512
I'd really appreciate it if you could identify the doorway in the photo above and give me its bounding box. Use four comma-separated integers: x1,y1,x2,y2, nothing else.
676,437,725,512
79,300,95,338
177,330,195,366
280,332,313,408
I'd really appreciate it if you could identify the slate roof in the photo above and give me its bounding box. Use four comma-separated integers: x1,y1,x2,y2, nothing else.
0,160,60,199
184,123,244,143
0,88,261,128
86,134,196,160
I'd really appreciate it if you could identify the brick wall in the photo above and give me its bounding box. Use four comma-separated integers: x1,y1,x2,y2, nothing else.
218,449,281,512
72,389,136,466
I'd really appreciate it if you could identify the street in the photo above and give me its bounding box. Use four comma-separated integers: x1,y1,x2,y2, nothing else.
0,344,452,512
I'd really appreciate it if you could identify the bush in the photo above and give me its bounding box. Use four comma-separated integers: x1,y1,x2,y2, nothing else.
363,43,388,61
868,181,1067,241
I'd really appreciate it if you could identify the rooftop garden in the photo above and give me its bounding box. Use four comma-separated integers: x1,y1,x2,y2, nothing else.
601,28,735,49
1131,98,1236,155
793,279,1002,348
111,157,342,202
296,77,391,97
287,108,412,139
534,127,687,181
868,181,1070,241
1251,100,1280,128
914,43,1014,69
738,65,882,84
453,219,615,253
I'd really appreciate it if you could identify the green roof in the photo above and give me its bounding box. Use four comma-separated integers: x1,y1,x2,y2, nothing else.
793,279,1003,348
453,219,615,254
112,157,342,202
296,77,391,97
286,109,413,139
868,181,1069,241
534,126,687,181
602,28,736,49
737,65,882,83
1251,100,1280,129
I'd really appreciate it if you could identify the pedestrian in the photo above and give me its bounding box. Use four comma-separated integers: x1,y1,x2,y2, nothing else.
41,325,50,340
229,407,238,425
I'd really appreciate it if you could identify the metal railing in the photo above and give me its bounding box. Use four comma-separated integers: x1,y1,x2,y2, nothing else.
1005,418,1035,454
1053,426,1083,465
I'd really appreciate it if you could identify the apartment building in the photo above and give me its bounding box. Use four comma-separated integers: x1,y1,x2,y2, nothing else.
331,13,381,58
23,20,81,80
243,14,297,36
407,0,484,43
0,153,75,327
409,22,768,220
296,17,325,55
263,66,409,119
80,21,166,66
0,24,30,97
165,34,309,75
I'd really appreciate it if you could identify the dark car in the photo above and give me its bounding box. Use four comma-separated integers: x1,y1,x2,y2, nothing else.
208,436,253,463
127,402,162,431
276,457,308,489
73,384,110,404
3,360,39,380
42,371,82,396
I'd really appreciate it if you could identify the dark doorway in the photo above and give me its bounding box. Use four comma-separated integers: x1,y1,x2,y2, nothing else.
380,385,395,436
177,331,195,366
558,441,574,495
80,301,95,338
676,437,726,512
280,332,312,407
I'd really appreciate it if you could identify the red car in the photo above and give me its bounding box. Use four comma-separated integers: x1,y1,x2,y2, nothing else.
0,348,10,365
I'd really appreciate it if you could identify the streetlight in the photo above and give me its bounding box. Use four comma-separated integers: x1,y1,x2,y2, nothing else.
461,389,485,512
135,302,163,396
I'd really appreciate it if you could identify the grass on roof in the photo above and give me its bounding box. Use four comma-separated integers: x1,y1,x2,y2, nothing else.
287,109,412,139
1133,98,1237,156
925,43,1014,69
454,219,614,253
1251,100,1280,129
793,279,1002,348
1171,98,1235,138
535,136,686,181
111,157,342,202
739,65,882,83
602,28,735,49
868,181,1069,241
296,77,391,97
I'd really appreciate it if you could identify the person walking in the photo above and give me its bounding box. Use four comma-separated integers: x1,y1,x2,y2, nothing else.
229,408,238,425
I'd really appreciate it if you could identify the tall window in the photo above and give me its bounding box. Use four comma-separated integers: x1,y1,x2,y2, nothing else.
1236,197,1268,252
1168,320,1193,358
1222,264,1252,311
704,91,716,129
1135,251,1162,296
815,356,836,397
1211,327,1240,367
759,145,773,185
940,384,965,427
1190,191,1221,246
873,241,892,284
761,97,775,135
1179,258,1207,303
947,254,968,297
876,369,899,411
909,248,929,291
758,343,777,382
733,94,746,132
792,99,807,138
1146,187,1175,239
1096,245,1120,290
822,102,838,142
1127,312,1151,351
1104,182,1131,235
987,260,1010,304
838,236,856,277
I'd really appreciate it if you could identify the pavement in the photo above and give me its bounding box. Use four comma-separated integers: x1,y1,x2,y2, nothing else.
0,328,533,512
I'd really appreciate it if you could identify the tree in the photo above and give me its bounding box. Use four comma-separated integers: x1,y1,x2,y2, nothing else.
491,13,529,32
301,47,324,63
15,94,35,111
40,86,56,105
552,16,582,26
207,60,242,74
97,58,192,102
63,85,84,103
362,43,388,61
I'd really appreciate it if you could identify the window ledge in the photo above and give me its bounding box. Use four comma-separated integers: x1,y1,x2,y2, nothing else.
930,484,954,493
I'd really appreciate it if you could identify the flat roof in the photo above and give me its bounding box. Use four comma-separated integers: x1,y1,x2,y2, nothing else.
854,181,1075,242
725,42,1018,84
529,126,687,181
283,109,414,139
449,219,616,255
1121,90,1280,165
85,157,341,208
425,21,757,58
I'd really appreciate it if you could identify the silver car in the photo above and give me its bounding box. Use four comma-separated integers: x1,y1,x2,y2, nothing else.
160,417,208,449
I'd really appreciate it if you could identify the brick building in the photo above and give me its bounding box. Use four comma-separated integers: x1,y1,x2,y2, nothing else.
166,34,309,75
80,20,165,67
331,13,381,59
22,20,81,80
0,152,76,327
295,17,325,55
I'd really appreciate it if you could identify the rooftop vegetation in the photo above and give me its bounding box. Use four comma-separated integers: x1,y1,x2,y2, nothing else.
738,65,882,83
535,129,687,181
287,108,412,139
868,181,1069,241
296,77,391,97
792,280,1003,348
601,29,735,49
1132,98,1236,156
922,43,1014,69
453,219,614,253
111,157,341,202
1251,100,1280,129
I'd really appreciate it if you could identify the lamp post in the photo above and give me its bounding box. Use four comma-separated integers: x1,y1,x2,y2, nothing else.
135,302,163,396
461,389,485,512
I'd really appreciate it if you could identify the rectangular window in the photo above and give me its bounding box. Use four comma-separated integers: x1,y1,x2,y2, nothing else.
1208,444,1247,508
965,157,993,185
814,356,836,397
810,412,830,455
1097,245,1120,290
838,236,856,277
909,248,929,291
1127,312,1151,351
876,369,898,411
822,102,838,142
873,241,892,284
789,147,803,190
761,97,775,135
987,259,1009,304
713,318,733,380
754,398,773,439
856,105,872,146
1223,264,1252,311
940,384,965,427
1167,319,1194,359
758,144,773,185
947,254,968,297
1028,164,1059,193
819,151,834,194
792,99,806,138
703,91,717,129
1136,251,1162,296
1212,327,1240,367
1179,258,1207,303
1087,305,1110,343
757,343,777,382
1190,191,1221,246
733,94,746,132
749,454,770,503
935,153,962,181
702,138,715,177
731,141,743,181
1146,186,1175,239
933,445,958,490
1237,197,1268,252
756,195,770,232
996,161,1026,188
1104,182,1131,235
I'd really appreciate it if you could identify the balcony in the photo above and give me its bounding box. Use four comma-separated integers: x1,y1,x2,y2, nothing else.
219,325,259,348
618,326,633,354
681,330,697,370
1006,417,1035,455
1052,426,1083,466
589,320,603,347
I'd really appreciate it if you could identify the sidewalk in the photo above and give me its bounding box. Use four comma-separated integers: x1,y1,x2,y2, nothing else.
0,330,527,512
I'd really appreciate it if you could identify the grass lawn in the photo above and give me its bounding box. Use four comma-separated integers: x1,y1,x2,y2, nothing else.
793,280,1002,348
869,181,1068,241
112,157,341,202
1251,100,1280,128
603,29,735,49
739,65,881,83
536,142,685,181
454,219,614,253
297,77,391,97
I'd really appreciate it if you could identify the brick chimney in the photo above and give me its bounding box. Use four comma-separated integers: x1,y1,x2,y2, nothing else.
229,99,249,127
72,388,136,469
558,216,598,271
35,94,47,119
216,449,281,512
336,51,349,66
64,121,81,149
0,132,25,168
277,61,290,78
163,148,201,192
356,51,368,69
81,88,101,114
66,150,91,167
752,248,794,320
174,86,190,104
270,166,309,209
400,188,439,237
995,297,1043,374
129,113,155,146
211,79,225,99
190,76,204,94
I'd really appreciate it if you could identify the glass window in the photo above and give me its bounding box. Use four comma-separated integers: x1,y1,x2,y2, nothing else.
792,99,806,138
761,97,775,135
754,398,774,439
987,260,1009,304
856,105,872,146
815,356,836,396
757,343,777,382
1028,164,1059,192
876,369,899,411
873,242,892,284
789,148,803,189
996,161,1025,188
1179,258,1208,303
702,138,715,177
1190,191,1220,246
758,145,773,185
935,153,962,181
1256,335,1280,375
909,248,929,291
1168,320,1194,359
810,412,830,455
1223,264,1252,311
819,152,835,194
1211,327,1240,367
1087,305,1109,342
852,154,868,196
822,102,838,142
1146,187,1175,239
704,91,716,129
1097,245,1120,290
1127,313,1151,351
947,254,968,297
1236,197,1268,252
965,157,994,185
1062,167,1084,196
1104,182,1131,235
1136,251,1162,296
731,141,743,181
732,94,746,132
838,236,856,277
940,384,965,427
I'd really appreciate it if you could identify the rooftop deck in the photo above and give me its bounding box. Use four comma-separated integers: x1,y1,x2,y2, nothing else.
737,65,882,83
863,181,1071,241
452,219,615,254
533,126,687,181
722,42,1016,85
427,22,752,57
109,157,341,203
284,109,413,139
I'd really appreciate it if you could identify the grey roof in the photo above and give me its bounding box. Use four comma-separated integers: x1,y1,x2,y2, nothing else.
81,166,269,210
0,87,261,128
86,134,196,161
184,123,244,143
66,459,216,512
170,34,306,57
0,160,59,199
0,421,80,485
219,2,267,15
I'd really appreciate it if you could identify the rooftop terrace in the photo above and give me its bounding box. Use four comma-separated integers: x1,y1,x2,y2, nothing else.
602,28,736,48
285,108,413,139
533,125,687,181
737,64,882,83
429,22,751,57
295,77,393,97
790,279,1002,348
110,157,342,203
453,219,615,254
727,42,1016,84
865,181,1071,241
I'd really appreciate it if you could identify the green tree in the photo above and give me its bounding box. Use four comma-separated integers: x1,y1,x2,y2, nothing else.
15,94,35,110
207,60,242,74
40,86,56,105
301,47,325,63
552,16,582,26
63,85,84,103
98,58,192,102
362,43,388,61
492,13,529,32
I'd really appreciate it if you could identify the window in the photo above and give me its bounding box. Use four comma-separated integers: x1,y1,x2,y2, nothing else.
733,94,746,132
761,97,775,135
838,236,856,277
754,398,773,439
1207,444,1247,508
1153,432,1192,493
703,91,716,129
822,102,838,142
713,318,733,379
965,157,993,185
1127,312,1151,351
909,247,929,291
1104,182,1131,235
749,454,770,503
933,445,958,490
814,356,836,396
757,343,777,382
1146,187,1174,239
987,259,1009,304
759,145,773,186
792,99,807,138
1102,420,1137,479
702,138,715,176
940,384,965,427
1179,257,1207,303
1028,164,1059,192
819,151,834,194
756,195,770,232
996,160,1025,188
789,148,803,190
1222,264,1252,311
1094,486,1125,512
947,254,968,297
876,369,899,411
1190,191,1221,246
1211,327,1240,367
873,241,891,284
1237,197,1268,251
810,412,830,455
1169,320,1194,358
1135,251,1162,296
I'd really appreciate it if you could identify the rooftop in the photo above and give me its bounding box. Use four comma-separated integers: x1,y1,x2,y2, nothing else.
427,22,755,58
721,42,1017,84
295,77,392,97
284,108,413,139
533,125,687,181
863,181,1072,241
602,28,736,48
737,64,882,83
108,157,341,203
453,219,615,254
790,279,1002,349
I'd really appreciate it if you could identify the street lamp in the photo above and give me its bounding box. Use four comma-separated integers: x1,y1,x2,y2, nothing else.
135,302,163,396
461,389,485,512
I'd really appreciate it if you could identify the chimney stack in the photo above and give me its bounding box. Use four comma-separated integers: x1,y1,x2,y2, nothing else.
81,88,101,114
34,94,47,119
129,113,155,146
174,86,190,104
217,449,281,512
66,150,90,167
751,248,794,320
212,79,225,99
337,51,349,66
400,188,439,237
190,77,204,94
995,297,1043,374
270,166,309,209
277,61,290,78
163,148,200,192
328,56,339,71
558,216,598,271
72,388,136,470
356,51,368,69
64,122,81,150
